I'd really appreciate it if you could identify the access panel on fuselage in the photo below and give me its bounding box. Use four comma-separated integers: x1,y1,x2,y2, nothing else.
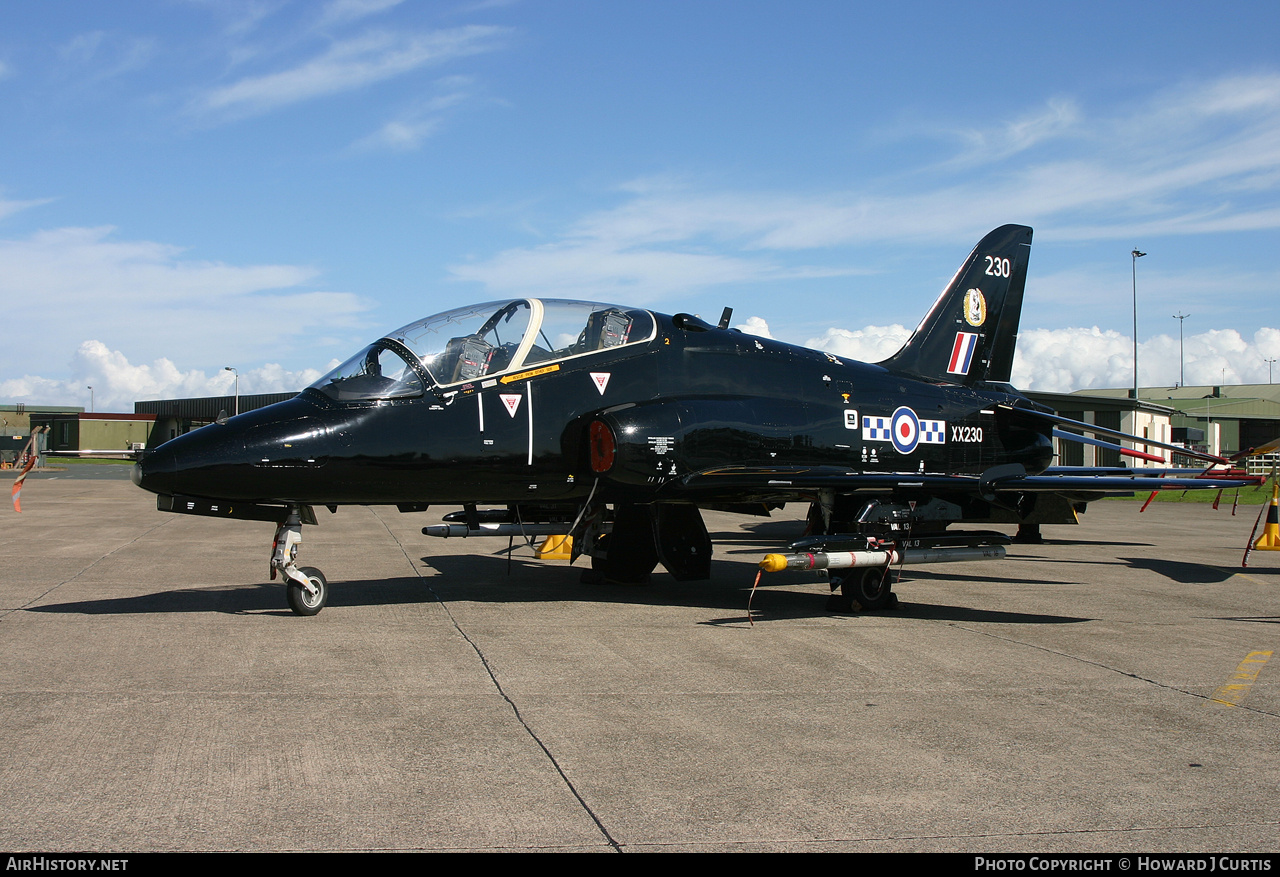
665,330,855,468
418,342,662,503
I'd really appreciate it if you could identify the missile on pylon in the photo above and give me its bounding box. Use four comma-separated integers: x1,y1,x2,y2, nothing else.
759,544,1005,573
758,549,897,573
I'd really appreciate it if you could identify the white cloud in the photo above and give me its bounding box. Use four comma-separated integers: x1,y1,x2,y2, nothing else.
938,97,1084,168
734,316,773,339
451,73,1280,302
354,116,443,152
450,237,853,303
56,31,156,82
1011,326,1280,391
0,225,372,379
1,226,314,305
0,194,53,221
449,175,869,299
197,25,508,118
452,0,521,12
785,322,1280,393
0,341,331,411
349,77,474,152
58,31,109,66
316,0,405,29
803,324,913,363
1011,327,1136,392
212,1,288,38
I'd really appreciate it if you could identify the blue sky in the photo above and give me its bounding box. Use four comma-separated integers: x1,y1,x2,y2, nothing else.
2,0,1279,410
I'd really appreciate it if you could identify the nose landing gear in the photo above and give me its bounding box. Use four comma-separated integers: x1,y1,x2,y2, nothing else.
271,509,329,616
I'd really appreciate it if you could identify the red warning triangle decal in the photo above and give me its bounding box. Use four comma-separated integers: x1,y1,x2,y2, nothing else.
500,394,522,417
590,372,611,395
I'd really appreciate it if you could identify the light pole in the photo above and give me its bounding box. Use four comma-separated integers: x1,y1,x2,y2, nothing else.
1266,358,1277,385
87,385,93,413
1131,248,1146,399
224,367,239,416
1173,312,1189,387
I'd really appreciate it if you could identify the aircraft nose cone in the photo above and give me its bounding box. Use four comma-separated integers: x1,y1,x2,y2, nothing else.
133,444,177,496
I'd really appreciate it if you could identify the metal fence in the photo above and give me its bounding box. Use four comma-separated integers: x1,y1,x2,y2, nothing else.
1246,452,1279,476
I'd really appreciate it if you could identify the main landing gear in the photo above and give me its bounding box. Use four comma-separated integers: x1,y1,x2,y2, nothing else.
271,509,329,616
825,565,898,613
796,495,1008,614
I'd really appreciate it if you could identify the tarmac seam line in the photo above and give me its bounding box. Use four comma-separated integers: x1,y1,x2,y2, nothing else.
2,517,174,622
940,621,1280,719
367,507,624,853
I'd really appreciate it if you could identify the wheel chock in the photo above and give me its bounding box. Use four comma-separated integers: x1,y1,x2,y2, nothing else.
537,534,573,560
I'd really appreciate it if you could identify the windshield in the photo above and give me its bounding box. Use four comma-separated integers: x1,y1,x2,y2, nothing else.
312,341,424,402
311,298,655,401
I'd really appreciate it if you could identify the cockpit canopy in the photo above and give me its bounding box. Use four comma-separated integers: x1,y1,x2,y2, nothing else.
312,298,656,402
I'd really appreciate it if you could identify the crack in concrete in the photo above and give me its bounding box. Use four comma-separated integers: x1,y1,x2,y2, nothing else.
368,507,624,853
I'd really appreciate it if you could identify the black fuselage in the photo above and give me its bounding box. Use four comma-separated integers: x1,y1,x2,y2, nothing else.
133,311,1053,509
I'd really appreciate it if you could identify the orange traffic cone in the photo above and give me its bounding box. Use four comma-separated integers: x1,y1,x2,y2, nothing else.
1254,481,1280,550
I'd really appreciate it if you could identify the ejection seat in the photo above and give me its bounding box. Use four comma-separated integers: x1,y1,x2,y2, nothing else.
583,309,632,352
442,335,495,383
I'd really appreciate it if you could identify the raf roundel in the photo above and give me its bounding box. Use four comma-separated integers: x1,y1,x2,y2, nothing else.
890,406,920,454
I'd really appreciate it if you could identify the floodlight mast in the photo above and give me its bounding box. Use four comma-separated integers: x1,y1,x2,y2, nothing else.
1173,312,1189,387
1131,248,1146,399
224,367,239,416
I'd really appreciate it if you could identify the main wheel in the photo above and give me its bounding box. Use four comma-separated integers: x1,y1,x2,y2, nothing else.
285,566,328,616
826,566,896,613
583,517,657,585
845,565,895,611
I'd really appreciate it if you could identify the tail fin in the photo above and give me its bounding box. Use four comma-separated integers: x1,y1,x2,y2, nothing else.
879,224,1032,385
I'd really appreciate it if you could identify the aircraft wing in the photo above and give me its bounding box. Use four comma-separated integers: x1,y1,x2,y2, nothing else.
992,470,1262,493
677,464,1261,499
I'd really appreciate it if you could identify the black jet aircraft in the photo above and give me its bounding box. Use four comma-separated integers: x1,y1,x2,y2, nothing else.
130,225,1256,615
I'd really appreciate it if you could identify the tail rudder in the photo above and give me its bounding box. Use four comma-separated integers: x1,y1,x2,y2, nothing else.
879,224,1032,385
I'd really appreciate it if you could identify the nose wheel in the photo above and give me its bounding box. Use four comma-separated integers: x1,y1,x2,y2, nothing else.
271,509,329,616
285,566,329,616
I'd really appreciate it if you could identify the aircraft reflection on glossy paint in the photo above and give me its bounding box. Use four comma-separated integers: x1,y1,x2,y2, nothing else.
131,225,1257,615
